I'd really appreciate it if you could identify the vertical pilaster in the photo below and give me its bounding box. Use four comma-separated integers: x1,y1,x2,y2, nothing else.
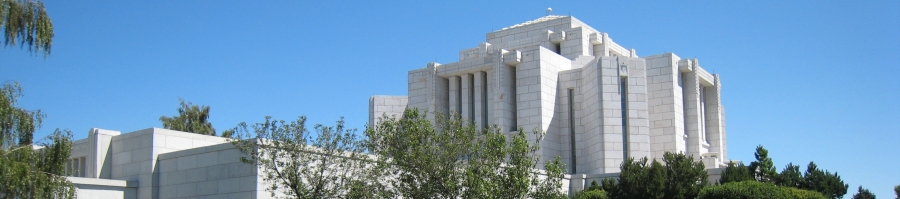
449,76,460,116
461,74,473,122
474,72,486,129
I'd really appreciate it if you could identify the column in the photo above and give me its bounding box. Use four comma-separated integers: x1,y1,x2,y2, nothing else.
474,72,486,129
449,76,460,116
461,74,473,122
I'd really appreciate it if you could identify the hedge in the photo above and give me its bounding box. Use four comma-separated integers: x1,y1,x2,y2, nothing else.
574,189,608,199
698,181,826,199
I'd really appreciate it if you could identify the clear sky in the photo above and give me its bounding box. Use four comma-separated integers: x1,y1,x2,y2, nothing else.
2,0,898,197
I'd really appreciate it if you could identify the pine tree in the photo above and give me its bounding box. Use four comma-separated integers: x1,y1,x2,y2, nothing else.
749,145,777,182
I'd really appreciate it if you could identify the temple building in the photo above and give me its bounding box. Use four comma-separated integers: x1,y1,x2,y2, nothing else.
369,15,729,175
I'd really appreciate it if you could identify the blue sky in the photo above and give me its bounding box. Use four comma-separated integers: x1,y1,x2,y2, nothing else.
2,0,898,197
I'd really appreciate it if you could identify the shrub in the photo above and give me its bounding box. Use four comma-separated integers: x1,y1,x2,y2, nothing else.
574,189,608,199
698,181,826,199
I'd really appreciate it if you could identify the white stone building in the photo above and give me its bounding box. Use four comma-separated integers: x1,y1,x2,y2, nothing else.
64,15,729,199
65,128,272,199
369,15,729,175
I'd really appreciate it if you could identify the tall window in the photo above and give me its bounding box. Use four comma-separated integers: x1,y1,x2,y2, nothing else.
482,72,488,127
510,67,517,130
620,77,629,160
699,86,708,143
568,88,577,173
66,157,86,177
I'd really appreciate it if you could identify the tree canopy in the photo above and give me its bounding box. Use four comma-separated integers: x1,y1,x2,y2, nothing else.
231,116,372,199
851,186,875,199
159,99,217,136
1,0,53,57
0,83,74,199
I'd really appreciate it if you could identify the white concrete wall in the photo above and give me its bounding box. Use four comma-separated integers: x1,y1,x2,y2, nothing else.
108,128,228,199
70,177,136,199
368,95,408,126
157,143,270,199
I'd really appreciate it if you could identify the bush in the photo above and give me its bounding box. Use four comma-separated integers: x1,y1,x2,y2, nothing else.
574,189,608,199
698,181,826,199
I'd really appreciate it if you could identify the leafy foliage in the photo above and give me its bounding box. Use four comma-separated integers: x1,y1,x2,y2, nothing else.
231,116,374,199
159,99,217,136
0,83,74,199
1,0,53,57
698,181,826,199
851,186,875,199
749,145,777,183
365,108,567,198
719,162,753,184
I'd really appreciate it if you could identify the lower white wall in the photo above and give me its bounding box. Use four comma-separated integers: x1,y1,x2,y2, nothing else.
157,142,270,199
70,177,136,199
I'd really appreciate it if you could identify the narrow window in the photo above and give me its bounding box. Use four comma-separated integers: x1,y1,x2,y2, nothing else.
568,88,577,173
469,74,476,122
80,157,87,177
699,86,708,143
456,76,463,115
510,67,518,130
73,158,80,177
620,77,629,160
482,72,489,127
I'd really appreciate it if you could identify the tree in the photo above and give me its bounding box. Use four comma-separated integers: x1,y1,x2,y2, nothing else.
719,161,754,184
159,99,217,136
894,184,899,199
776,163,804,188
803,162,848,199
749,145,777,183
662,152,709,199
1,0,53,57
610,157,666,199
365,108,567,198
0,82,74,199
851,186,875,199
231,116,374,199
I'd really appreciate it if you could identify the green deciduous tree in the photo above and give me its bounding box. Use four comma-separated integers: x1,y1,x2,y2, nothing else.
231,116,375,199
365,108,566,198
851,186,875,199
1,0,53,57
159,99,217,136
719,162,753,184
803,162,848,199
0,82,74,199
749,145,777,183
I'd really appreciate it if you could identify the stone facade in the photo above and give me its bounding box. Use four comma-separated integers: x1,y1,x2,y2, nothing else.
65,128,274,199
369,15,729,175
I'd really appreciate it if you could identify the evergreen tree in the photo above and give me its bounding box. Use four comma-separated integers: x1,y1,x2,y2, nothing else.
719,162,753,184
749,145,777,182
851,186,876,199
894,184,899,199
803,162,848,199
776,162,804,188
612,157,666,199
662,152,709,199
